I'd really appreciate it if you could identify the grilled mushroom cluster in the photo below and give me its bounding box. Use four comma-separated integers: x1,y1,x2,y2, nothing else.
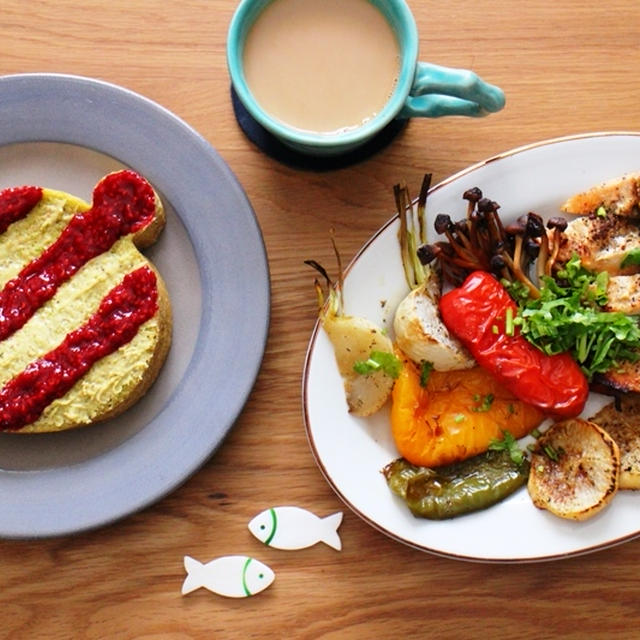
416,188,567,298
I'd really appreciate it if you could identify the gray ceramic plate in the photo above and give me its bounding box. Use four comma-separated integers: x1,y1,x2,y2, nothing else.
0,73,270,538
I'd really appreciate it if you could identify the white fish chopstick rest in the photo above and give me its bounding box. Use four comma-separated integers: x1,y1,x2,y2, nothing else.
181,555,275,598
248,506,343,551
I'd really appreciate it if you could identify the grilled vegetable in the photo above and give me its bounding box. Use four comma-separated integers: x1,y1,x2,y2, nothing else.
528,419,620,520
390,355,544,467
306,246,397,417
392,176,474,371
383,448,529,519
439,270,589,417
416,188,568,296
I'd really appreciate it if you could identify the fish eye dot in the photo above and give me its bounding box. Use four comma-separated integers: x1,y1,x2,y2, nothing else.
260,524,266,530
259,573,264,579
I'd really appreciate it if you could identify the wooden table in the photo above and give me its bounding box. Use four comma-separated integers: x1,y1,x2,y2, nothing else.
1,1,639,638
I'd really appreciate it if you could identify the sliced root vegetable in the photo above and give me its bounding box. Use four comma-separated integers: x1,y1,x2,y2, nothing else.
392,176,475,371
306,243,397,418
528,418,620,520
321,313,395,416
393,285,475,371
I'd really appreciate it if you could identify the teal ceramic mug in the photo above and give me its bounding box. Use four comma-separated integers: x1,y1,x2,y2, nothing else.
227,0,506,157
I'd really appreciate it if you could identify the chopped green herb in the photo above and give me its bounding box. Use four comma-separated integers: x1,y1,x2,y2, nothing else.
472,393,494,412
514,254,640,379
453,413,466,423
419,360,434,387
492,324,499,334
489,430,526,466
353,350,402,379
596,205,607,218
542,444,562,461
505,307,514,336
620,248,640,269
502,279,532,306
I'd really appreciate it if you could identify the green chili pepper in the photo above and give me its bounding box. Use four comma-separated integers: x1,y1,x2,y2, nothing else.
383,450,530,519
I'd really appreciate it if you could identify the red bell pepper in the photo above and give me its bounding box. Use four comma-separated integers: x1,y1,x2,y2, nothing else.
439,271,588,418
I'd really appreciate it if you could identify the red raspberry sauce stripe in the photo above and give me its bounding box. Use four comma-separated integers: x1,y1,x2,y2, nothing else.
0,171,155,342
0,186,43,234
0,265,158,431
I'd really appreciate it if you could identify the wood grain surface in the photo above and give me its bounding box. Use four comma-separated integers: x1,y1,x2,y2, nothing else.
1,1,639,638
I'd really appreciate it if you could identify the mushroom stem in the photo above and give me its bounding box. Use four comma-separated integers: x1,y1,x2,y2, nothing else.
500,251,541,298
545,217,568,276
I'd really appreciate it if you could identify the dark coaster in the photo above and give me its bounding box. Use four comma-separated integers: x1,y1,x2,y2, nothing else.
231,86,408,171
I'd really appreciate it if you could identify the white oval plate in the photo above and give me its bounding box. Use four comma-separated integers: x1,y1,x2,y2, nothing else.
303,132,640,562
0,74,270,538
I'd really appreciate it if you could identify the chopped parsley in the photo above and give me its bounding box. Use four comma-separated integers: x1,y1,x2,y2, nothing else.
472,393,494,412
489,431,525,466
542,443,564,462
513,254,640,379
504,307,515,336
419,360,434,387
353,350,402,379
620,248,640,269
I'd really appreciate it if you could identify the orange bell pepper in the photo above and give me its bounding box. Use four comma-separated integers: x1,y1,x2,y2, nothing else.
390,358,545,468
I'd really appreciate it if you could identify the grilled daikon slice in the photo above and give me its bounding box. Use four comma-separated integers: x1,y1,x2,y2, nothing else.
528,419,620,520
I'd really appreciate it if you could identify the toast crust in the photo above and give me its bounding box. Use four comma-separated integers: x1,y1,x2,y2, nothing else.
590,396,640,490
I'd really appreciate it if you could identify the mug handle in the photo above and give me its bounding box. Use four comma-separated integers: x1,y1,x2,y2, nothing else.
399,62,506,118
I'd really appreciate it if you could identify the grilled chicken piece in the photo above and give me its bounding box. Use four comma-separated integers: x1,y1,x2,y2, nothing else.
528,419,620,520
557,172,640,393
590,396,640,489
555,214,640,276
561,172,640,218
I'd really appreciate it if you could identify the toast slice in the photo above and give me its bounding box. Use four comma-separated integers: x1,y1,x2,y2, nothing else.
0,170,171,433
590,396,640,490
